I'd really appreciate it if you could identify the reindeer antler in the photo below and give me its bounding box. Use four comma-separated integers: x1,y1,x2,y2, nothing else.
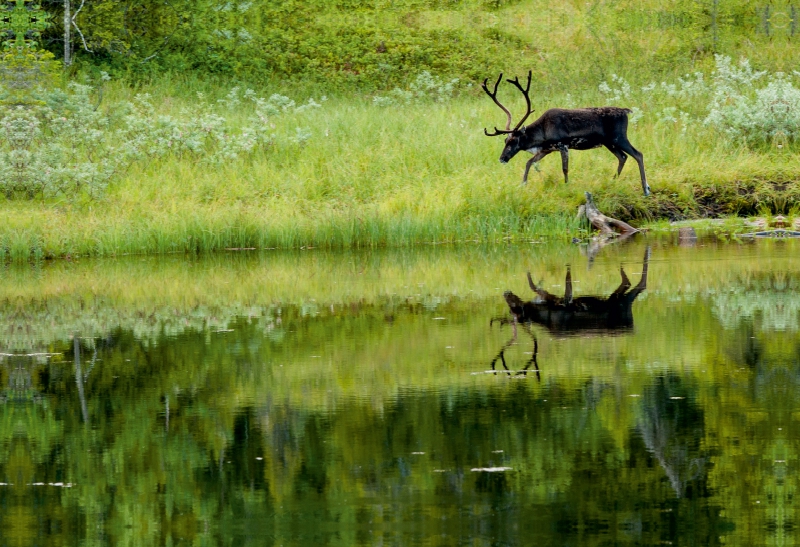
506,70,534,130
482,71,536,136
482,73,514,136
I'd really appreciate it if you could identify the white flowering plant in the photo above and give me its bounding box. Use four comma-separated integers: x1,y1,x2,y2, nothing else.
373,71,461,106
0,81,325,200
704,57,800,145
598,55,800,146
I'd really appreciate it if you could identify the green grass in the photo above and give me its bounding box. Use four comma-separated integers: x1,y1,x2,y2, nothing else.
6,0,799,263
2,84,792,261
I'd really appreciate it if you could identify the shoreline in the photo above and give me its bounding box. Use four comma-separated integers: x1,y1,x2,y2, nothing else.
0,207,786,262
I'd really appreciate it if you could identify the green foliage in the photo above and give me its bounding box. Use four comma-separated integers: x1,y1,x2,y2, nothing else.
54,0,789,92
0,89,117,199
0,47,59,103
705,56,800,145
4,54,800,257
4,2,796,253
373,71,462,106
1,71,796,257
596,54,800,149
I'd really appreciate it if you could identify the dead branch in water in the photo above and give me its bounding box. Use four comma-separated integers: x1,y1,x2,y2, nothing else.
580,192,639,236
577,192,641,266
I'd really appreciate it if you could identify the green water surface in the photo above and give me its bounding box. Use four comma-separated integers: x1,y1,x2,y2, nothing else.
1,237,798,546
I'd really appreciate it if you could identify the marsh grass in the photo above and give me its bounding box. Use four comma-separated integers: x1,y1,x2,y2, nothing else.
2,70,796,260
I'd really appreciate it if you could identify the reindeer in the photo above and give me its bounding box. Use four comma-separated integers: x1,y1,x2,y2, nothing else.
489,247,650,378
483,71,651,196
504,247,650,334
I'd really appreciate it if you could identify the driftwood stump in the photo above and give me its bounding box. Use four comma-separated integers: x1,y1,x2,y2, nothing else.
579,192,639,236
577,192,641,264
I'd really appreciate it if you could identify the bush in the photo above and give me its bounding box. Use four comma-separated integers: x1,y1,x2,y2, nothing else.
373,71,462,106
597,55,799,148
705,56,800,146
0,86,117,199
0,80,325,200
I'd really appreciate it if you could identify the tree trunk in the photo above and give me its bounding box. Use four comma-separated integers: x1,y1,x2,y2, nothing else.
74,336,88,423
64,0,71,66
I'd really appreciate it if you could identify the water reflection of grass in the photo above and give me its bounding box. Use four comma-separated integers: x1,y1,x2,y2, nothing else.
4,242,797,383
5,241,797,303
3,239,792,418
3,243,799,545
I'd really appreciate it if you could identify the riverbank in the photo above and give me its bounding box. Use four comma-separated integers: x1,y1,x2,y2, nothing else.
1,183,790,262
2,83,796,261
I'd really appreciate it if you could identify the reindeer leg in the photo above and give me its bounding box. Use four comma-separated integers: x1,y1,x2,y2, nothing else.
518,323,540,381
616,139,650,196
635,246,650,291
490,316,513,327
625,246,651,302
490,320,519,376
530,330,540,381
564,266,573,304
611,267,632,296
489,345,511,374
558,144,569,184
606,144,627,177
523,149,553,185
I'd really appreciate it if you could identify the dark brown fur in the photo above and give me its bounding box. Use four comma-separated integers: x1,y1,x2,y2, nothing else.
503,247,650,334
483,73,651,196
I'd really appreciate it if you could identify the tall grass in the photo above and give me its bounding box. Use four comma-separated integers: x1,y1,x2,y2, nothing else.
3,65,796,260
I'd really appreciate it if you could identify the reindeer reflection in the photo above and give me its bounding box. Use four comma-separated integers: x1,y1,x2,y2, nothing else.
490,248,650,378
488,318,540,379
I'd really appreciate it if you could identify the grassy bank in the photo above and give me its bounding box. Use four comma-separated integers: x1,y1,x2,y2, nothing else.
6,0,800,261
4,0,797,259
3,74,797,261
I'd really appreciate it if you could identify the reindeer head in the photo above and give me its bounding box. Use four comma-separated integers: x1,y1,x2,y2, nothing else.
482,71,535,164
498,130,525,163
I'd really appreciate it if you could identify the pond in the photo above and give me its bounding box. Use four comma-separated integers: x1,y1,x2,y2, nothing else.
1,237,797,546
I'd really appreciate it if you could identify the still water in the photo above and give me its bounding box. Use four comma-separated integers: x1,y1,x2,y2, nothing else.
1,238,797,546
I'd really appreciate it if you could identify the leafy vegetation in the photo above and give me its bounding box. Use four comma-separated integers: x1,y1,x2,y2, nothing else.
0,1,796,257
600,55,800,147
0,80,326,199
50,0,783,91
0,64,796,259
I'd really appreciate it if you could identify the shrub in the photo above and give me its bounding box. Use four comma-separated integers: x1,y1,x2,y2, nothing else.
705,57,800,145
598,55,800,148
0,86,117,199
0,80,325,200
373,71,462,106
